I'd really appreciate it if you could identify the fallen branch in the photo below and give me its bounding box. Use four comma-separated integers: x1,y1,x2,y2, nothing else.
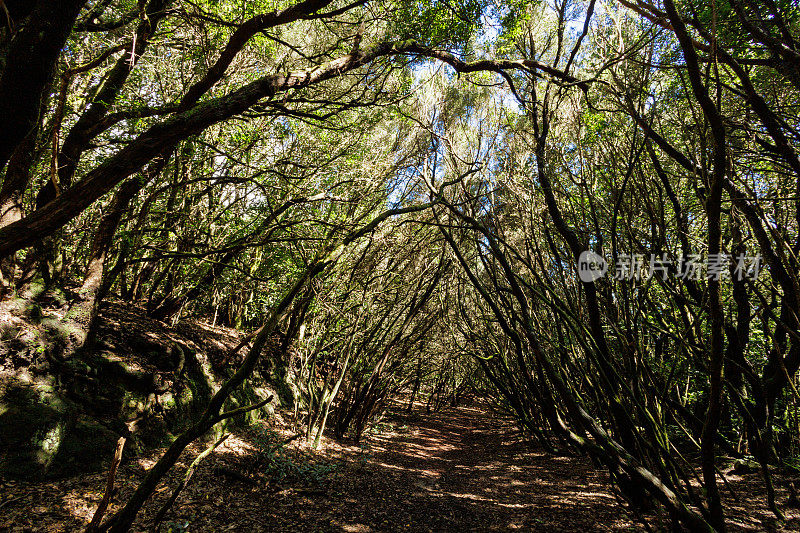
85,436,128,533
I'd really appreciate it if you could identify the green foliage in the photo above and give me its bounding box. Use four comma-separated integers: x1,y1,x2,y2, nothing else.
494,0,535,54
252,425,339,485
581,110,609,144
391,0,487,49
163,520,190,533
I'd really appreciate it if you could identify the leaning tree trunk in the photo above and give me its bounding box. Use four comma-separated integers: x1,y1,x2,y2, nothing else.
0,123,39,292
33,0,172,287
64,178,143,349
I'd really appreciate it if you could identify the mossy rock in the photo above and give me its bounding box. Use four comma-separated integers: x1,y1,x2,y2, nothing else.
0,395,76,479
41,317,77,345
227,385,276,426
268,353,297,410
46,418,120,477
0,381,123,479
0,315,278,479
80,351,163,395
133,414,172,449
161,348,213,431
730,457,761,475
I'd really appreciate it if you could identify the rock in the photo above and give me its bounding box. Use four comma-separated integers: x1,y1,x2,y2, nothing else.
47,417,120,477
0,378,123,479
0,379,77,479
730,457,760,475
1,299,279,479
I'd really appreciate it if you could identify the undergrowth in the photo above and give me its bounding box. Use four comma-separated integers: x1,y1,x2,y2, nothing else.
251,425,339,486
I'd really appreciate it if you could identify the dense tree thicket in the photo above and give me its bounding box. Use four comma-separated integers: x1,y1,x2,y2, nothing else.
1,0,800,530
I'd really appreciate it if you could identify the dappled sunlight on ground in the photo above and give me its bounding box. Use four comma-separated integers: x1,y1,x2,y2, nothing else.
3,401,798,531
291,403,646,532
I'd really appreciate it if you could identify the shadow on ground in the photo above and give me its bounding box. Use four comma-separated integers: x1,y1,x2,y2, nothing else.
264,404,641,532
4,402,797,531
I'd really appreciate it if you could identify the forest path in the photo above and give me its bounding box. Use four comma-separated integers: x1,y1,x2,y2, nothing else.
0,402,643,532
266,403,641,532
4,401,794,532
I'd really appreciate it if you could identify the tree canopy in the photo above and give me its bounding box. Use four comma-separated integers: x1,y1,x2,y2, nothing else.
2,0,800,530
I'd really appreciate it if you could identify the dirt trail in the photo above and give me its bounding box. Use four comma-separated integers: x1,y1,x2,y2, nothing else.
0,404,643,532
267,404,641,532
7,402,798,531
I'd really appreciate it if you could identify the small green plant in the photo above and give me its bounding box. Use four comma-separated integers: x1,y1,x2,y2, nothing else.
782,456,800,474
252,425,338,486
164,520,189,533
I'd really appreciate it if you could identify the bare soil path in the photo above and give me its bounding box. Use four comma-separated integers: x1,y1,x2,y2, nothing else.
5,402,797,531
264,403,640,532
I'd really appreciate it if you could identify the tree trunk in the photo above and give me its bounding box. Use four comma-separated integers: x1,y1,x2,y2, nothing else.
0,0,87,169
64,178,142,349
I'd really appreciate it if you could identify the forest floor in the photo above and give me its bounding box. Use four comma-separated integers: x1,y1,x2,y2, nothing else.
2,402,800,532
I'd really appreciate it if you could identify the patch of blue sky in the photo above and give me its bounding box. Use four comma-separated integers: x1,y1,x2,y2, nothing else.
388,0,609,212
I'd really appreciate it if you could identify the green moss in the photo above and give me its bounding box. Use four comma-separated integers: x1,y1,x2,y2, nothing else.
29,303,43,320
48,419,119,477
41,318,77,344
0,398,76,479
